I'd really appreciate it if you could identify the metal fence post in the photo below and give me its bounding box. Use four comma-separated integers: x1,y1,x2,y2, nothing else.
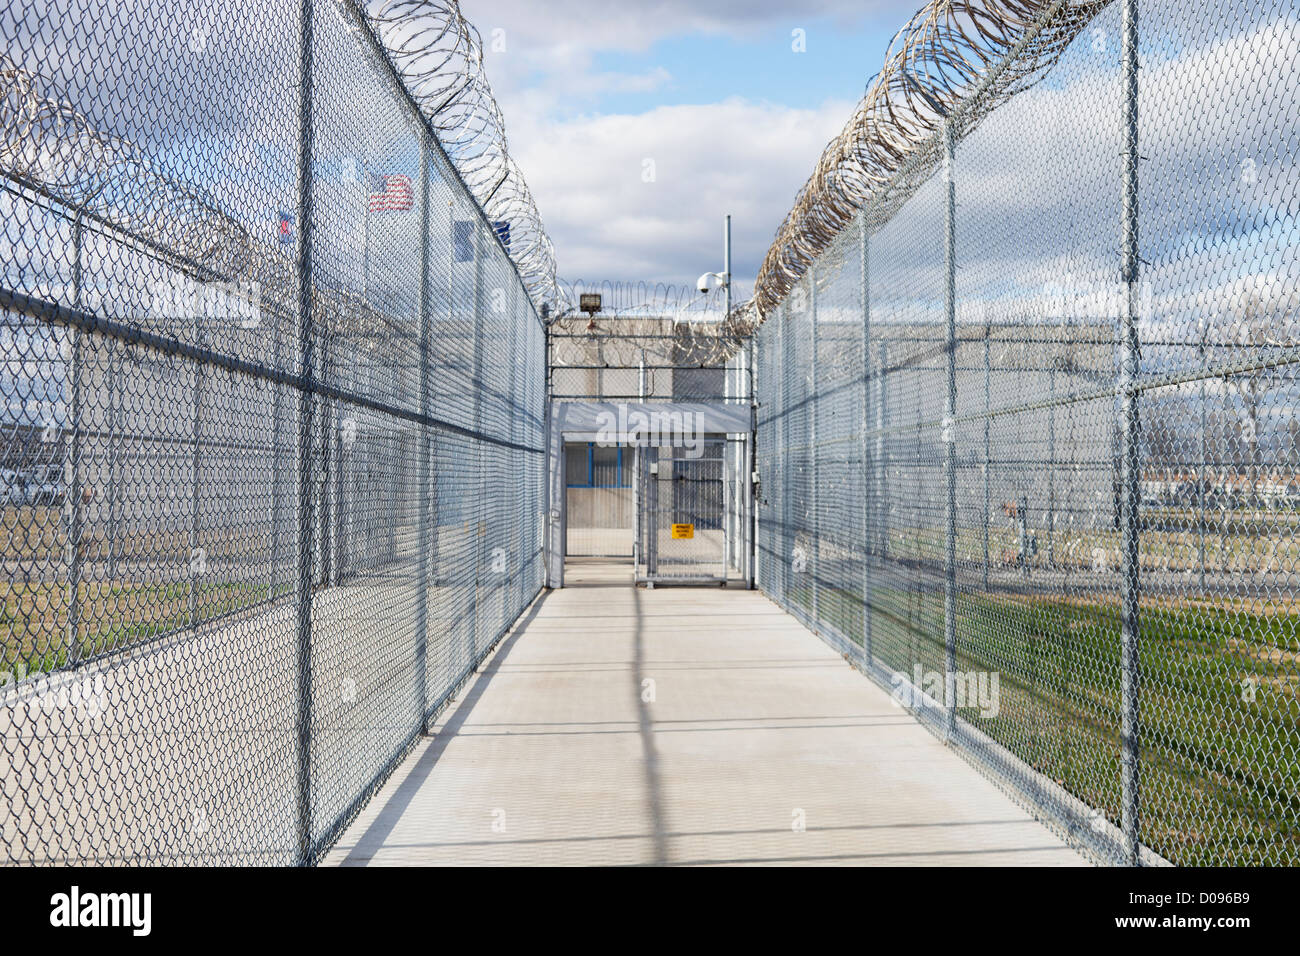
983,325,991,591
633,359,643,574
772,305,783,602
808,267,819,628
860,215,873,666
724,343,733,578
271,320,287,601
943,118,958,739
326,342,340,586
189,319,203,629
469,219,485,660
506,278,522,617
416,137,431,731
778,304,789,604
107,348,120,583
1198,317,1207,591
878,340,888,563
292,0,316,866
1119,0,1143,867
748,332,758,589
1047,364,1056,567
65,214,85,667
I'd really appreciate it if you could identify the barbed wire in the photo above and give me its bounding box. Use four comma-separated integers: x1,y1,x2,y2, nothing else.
1,1,561,316
549,280,752,367
552,279,728,318
749,0,1113,320
0,54,255,280
0,53,447,354
367,0,560,307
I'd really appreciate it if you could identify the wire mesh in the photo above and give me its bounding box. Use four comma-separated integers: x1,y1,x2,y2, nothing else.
635,440,730,583
755,0,1300,866
0,0,545,864
547,312,752,405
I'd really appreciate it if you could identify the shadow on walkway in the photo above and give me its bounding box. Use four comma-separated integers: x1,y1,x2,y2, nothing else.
341,590,552,865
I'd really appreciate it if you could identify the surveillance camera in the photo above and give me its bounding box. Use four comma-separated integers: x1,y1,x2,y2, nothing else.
697,273,712,294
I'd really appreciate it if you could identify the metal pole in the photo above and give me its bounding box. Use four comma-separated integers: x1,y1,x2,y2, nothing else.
808,267,819,627
469,220,485,660
860,215,873,666
271,311,284,598
724,331,732,577
723,441,732,579
635,358,644,574
943,119,958,739
983,326,991,590
107,348,120,583
741,342,749,582
633,444,641,574
723,215,734,582
336,354,348,584
317,348,331,586
292,0,316,866
506,281,522,616
1119,0,1143,867
1048,364,1056,568
748,332,758,589
878,340,888,563
329,346,341,586
781,302,791,605
416,139,431,730
1198,318,1207,592
189,320,203,629
731,357,744,580
65,215,85,667
724,215,732,319
647,445,659,578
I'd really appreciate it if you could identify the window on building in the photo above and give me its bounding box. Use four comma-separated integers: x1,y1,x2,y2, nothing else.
565,443,632,488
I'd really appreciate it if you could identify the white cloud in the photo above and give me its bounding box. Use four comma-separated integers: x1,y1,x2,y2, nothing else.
462,0,894,56
458,0,904,289
508,96,853,294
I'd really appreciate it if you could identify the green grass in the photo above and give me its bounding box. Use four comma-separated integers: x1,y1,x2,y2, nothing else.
1,578,291,676
782,577,1300,866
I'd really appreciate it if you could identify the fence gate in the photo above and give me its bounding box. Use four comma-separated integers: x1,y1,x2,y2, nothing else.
635,436,743,585
563,441,635,557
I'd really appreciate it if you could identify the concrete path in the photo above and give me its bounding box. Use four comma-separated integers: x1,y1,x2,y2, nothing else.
325,560,1086,866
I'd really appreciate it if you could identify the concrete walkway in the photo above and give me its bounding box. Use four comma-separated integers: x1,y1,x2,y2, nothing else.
325,560,1086,866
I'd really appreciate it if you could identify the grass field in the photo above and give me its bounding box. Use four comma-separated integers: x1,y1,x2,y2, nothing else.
895,518,1300,577
1,503,293,671
781,576,1300,866
1,578,289,674
1,505,275,564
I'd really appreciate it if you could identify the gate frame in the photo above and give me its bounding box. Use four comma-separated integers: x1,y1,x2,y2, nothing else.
544,401,753,588
635,434,733,587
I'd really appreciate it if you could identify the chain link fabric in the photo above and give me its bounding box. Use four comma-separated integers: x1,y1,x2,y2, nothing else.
1,0,545,864
755,0,1299,866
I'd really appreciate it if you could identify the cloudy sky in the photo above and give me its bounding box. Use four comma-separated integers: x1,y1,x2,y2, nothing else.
459,0,923,299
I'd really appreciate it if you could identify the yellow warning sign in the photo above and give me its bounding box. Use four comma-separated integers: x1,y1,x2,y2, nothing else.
671,523,695,539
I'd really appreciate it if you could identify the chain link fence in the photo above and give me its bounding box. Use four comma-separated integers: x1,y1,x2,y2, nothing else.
755,0,1300,866
0,0,545,864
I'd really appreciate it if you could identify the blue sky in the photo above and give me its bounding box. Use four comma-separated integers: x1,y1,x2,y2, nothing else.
460,0,924,297
564,15,905,117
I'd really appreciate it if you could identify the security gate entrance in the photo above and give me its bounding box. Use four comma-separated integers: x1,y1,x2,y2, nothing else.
546,403,754,589
636,436,745,585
